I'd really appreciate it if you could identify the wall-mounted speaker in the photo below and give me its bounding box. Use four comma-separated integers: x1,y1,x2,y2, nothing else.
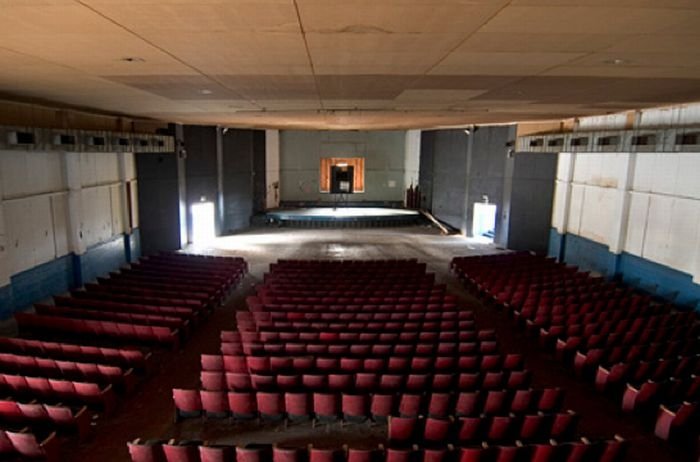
330,165,354,194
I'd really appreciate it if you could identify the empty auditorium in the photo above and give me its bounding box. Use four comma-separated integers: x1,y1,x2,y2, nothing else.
1,1,699,461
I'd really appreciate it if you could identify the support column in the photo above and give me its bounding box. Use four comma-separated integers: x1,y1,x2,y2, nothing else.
117,152,138,262
404,131,421,205
550,152,576,260
462,129,474,236
64,151,85,285
265,129,280,210
215,127,224,235
608,153,636,255
0,174,13,316
175,124,188,248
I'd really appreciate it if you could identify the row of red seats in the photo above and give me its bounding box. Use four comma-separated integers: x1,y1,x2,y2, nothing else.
200,352,524,374
595,354,700,392
453,252,699,446
174,388,564,421
128,438,628,462
5,251,247,460
34,303,187,332
257,286,447,297
0,351,135,392
0,429,59,462
388,412,579,445
0,399,90,440
239,321,476,334
200,369,532,393
574,338,699,378
230,338,500,357
15,313,180,349
0,337,150,372
240,310,472,322
223,329,495,344
0,372,116,414
54,294,199,322
248,303,459,313
71,287,204,311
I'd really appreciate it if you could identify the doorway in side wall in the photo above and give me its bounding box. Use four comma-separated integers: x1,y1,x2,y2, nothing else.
191,202,216,245
472,202,497,243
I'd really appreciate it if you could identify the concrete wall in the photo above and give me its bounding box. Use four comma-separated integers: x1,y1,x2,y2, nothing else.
421,126,515,237
505,153,557,254
429,130,469,231
418,131,435,210
549,150,700,307
467,126,514,243
279,130,407,205
135,152,182,254
183,126,219,240
0,149,138,317
221,129,255,233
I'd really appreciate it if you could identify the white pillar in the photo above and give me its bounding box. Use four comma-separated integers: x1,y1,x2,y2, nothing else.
265,129,280,209
64,151,85,256
404,130,421,194
552,152,576,234
0,178,9,288
608,153,636,254
117,152,133,234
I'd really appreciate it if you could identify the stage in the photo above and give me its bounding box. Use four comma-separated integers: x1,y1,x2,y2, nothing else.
263,207,425,228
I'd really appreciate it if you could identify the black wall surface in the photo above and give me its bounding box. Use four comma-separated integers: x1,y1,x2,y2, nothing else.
135,152,182,254
505,153,557,254
428,130,469,231
252,131,267,215
221,130,255,233
467,125,515,245
183,126,219,240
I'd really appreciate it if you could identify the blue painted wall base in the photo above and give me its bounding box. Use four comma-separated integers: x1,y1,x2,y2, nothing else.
0,229,141,319
549,228,700,310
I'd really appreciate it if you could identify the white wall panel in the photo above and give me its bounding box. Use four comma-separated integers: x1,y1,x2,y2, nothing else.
81,186,113,248
633,153,655,193
665,198,700,275
556,152,572,181
650,153,678,196
5,197,56,274
1,151,28,198
50,194,69,258
675,154,700,200
551,181,567,230
25,152,64,195
567,184,585,235
79,152,96,187
578,185,616,245
96,153,120,185
110,184,124,235
123,153,136,181
624,192,650,257
642,194,673,265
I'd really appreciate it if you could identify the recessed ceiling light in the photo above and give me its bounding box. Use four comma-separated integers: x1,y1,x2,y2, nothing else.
199,89,213,95
120,57,145,63
604,58,628,65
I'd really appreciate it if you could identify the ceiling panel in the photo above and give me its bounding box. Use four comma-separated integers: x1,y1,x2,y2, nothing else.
431,52,586,75
81,0,299,33
1,0,700,128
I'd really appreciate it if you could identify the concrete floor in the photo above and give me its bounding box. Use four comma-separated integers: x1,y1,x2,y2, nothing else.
64,226,683,462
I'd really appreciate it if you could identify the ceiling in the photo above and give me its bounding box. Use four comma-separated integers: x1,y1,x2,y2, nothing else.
2,0,700,129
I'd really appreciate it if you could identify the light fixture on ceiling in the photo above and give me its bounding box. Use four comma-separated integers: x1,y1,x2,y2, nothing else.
199,89,213,95
604,58,628,65
119,57,145,63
